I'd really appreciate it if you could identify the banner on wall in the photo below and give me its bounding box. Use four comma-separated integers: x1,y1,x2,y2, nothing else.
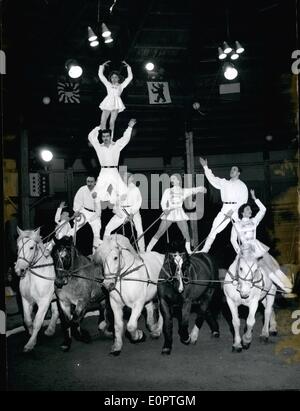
147,81,171,104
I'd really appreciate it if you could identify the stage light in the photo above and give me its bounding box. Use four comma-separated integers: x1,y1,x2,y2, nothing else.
42,96,51,105
218,47,227,60
65,60,83,79
101,23,111,38
104,36,113,44
223,63,238,80
145,62,155,71
223,41,232,54
230,52,239,60
235,41,245,54
90,40,99,47
40,149,53,162
266,135,273,141
88,26,97,42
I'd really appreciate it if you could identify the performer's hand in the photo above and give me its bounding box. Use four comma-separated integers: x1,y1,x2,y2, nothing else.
91,192,97,199
250,189,256,200
201,187,207,194
164,209,171,216
59,201,66,208
73,211,81,218
122,60,130,67
128,118,137,128
199,157,207,168
225,209,234,219
102,60,111,66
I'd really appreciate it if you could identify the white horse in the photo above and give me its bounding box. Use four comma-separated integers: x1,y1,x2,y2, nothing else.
93,234,164,355
223,246,277,352
14,227,59,352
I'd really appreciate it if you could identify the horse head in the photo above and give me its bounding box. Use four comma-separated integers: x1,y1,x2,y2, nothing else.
236,246,259,299
167,251,188,294
15,227,42,276
52,236,74,287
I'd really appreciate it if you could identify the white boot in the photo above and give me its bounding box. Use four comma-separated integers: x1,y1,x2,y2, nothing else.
199,236,214,253
146,237,158,252
185,241,192,254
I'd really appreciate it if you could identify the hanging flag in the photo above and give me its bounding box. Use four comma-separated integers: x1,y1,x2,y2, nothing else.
147,81,171,104
57,81,80,103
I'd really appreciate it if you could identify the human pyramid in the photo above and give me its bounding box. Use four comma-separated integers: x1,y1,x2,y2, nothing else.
52,60,292,295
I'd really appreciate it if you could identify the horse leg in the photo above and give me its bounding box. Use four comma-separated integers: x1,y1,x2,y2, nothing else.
57,299,72,352
22,298,33,336
144,301,161,338
160,298,173,355
23,296,52,352
226,298,242,352
178,300,192,345
205,308,220,338
242,299,259,349
98,299,114,337
260,292,276,342
72,299,91,343
269,308,278,336
44,300,59,336
110,297,124,356
190,302,206,345
126,301,146,343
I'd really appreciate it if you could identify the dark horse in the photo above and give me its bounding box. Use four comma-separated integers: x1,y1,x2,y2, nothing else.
158,242,220,355
52,236,113,351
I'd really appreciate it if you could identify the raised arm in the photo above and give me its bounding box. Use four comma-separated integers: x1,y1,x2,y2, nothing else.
98,61,111,87
120,61,133,90
54,203,64,224
88,126,101,148
199,157,223,190
116,118,136,150
250,190,266,226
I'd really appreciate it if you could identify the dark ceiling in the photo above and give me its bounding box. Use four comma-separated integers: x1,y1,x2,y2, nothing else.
2,0,299,166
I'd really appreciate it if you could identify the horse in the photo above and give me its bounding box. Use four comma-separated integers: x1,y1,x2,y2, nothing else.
14,227,59,352
93,234,164,356
157,244,220,355
52,236,113,351
223,246,277,352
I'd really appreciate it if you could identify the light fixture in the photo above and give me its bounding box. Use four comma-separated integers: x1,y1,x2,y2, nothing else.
104,36,113,44
42,96,51,105
223,63,238,80
145,62,155,71
218,47,227,60
65,59,83,79
40,149,53,162
235,41,245,54
223,41,232,54
90,40,99,47
88,26,97,42
230,52,239,60
101,23,111,38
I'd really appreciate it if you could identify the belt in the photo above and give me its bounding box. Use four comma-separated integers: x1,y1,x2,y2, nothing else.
223,202,237,204
102,166,117,168
84,207,95,212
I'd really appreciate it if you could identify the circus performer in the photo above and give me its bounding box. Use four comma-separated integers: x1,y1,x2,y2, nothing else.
146,174,207,254
98,60,133,136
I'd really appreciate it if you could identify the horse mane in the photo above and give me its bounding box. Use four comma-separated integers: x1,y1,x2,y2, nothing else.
93,234,138,264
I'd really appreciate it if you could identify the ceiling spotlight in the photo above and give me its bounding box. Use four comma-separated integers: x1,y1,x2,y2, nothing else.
42,96,51,105
40,149,53,162
101,23,111,38
104,36,113,44
145,62,155,71
223,41,232,54
88,26,97,42
90,40,99,47
223,63,238,80
65,59,83,79
235,41,245,54
230,52,239,60
218,47,227,60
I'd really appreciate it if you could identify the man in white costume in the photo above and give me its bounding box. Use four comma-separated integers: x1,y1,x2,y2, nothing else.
88,119,136,206
104,172,145,253
199,157,248,253
73,176,102,250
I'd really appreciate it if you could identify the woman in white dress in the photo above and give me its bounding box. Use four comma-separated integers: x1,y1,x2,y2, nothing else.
98,60,133,136
230,189,293,293
146,175,206,254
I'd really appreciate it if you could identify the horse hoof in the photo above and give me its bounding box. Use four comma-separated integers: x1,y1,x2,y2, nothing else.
270,331,278,337
242,342,251,350
125,330,147,344
232,346,242,353
110,350,121,356
180,336,191,345
44,328,55,337
60,341,71,352
260,336,269,344
161,348,171,355
212,331,220,338
23,345,34,353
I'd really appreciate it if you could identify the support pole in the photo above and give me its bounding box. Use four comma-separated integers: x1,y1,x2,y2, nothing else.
19,129,30,229
185,130,198,247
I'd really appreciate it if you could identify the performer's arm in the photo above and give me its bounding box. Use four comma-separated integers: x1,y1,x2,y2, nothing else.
238,182,249,205
73,188,83,213
116,119,136,150
129,188,142,215
160,189,170,211
251,191,266,226
98,62,111,88
182,186,207,200
88,126,101,148
203,166,223,190
120,62,133,90
54,206,63,224
230,225,240,254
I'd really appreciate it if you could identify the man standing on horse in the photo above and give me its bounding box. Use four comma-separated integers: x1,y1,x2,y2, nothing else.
73,175,102,250
103,172,145,253
199,157,248,253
